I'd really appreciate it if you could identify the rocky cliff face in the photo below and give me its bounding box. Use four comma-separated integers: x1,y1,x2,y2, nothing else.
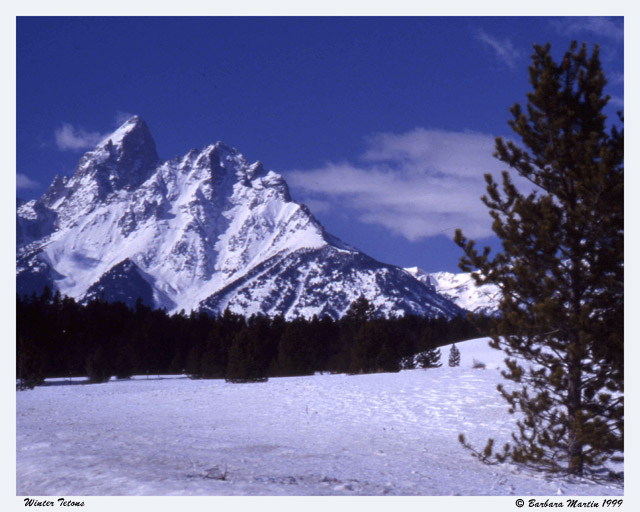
17,116,462,319
404,267,500,315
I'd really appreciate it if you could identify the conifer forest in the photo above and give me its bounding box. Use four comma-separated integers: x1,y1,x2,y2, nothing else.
17,289,485,389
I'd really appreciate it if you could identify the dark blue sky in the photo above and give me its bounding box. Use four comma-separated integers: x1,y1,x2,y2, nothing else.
16,16,624,272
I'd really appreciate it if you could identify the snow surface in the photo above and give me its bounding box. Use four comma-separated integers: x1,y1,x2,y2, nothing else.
17,116,458,320
16,338,623,496
405,268,501,315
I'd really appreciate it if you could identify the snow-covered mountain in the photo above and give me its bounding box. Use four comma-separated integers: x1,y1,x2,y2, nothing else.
17,116,462,320
404,267,500,315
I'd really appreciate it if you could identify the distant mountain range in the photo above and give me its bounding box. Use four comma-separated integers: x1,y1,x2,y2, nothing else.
17,116,498,319
404,267,500,316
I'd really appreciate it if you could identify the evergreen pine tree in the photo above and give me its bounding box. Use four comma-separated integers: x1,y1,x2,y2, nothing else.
454,42,623,477
277,319,317,376
349,319,400,374
198,326,228,379
225,327,269,383
448,343,461,367
113,341,136,379
345,295,376,324
16,334,46,390
416,347,442,369
85,346,112,384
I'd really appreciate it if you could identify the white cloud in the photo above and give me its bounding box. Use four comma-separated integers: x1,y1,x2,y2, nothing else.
17,173,40,190
609,96,624,108
54,113,138,151
115,111,136,125
301,198,332,215
608,72,624,86
286,128,528,242
558,17,624,43
54,123,108,151
476,29,520,70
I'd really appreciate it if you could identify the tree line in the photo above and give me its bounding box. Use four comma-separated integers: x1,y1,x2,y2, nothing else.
17,40,623,480
17,290,486,389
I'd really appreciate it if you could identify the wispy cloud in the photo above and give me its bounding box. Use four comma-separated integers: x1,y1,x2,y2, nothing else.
476,29,521,70
115,111,136,125
608,71,624,86
17,173,40,190
609,96,624,108
556,17,624,43
53,112,135,151
286,128,529,241
301,198,332,215
54,123,108,151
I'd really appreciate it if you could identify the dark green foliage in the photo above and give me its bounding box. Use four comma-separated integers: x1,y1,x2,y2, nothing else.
113,342,136,380
225,327,270,383
16,291,50,389
16,335,45,390
277,319,318,376
345,295,376,323
349,319,400,374
186,309,245,379
416,347,442,369
16,291,485,386
448,344,461,367
85,347,112,384
455,42,623,477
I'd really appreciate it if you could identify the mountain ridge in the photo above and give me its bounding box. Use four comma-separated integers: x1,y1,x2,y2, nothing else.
404,267,500,315
17,116,464,320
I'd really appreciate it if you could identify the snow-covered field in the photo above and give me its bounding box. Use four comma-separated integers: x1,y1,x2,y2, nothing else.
16,338,623,496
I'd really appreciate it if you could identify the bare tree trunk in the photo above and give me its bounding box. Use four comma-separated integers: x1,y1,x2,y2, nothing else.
566,314,584,476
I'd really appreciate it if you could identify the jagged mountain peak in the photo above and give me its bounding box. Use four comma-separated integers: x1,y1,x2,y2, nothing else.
41,174,69,207
93,115,157,167
69,116,159,195
190,142,270,188
17,120,464,320
98,115,144,142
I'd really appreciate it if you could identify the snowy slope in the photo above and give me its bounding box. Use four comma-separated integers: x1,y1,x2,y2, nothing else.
16,117,460,319
405,267,501,315
16,338,623,496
